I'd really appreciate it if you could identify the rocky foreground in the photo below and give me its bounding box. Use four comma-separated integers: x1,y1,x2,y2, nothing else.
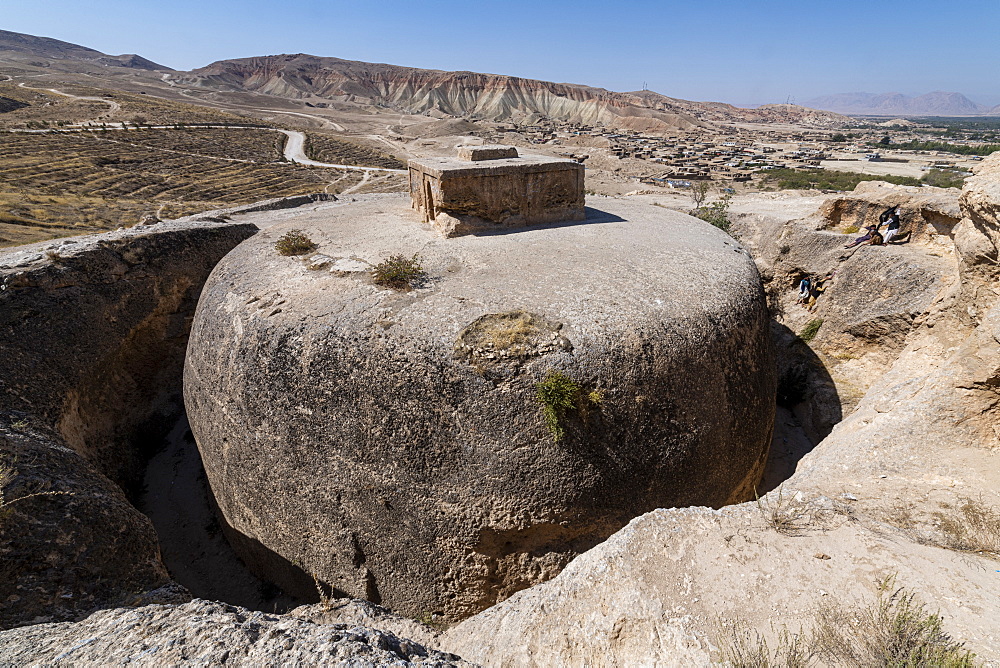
1,155,999,665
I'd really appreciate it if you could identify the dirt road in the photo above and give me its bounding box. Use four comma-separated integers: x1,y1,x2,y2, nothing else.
278,129,406,173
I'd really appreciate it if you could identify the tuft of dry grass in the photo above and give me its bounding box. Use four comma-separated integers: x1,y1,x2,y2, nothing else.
274,229,317,256
930,498,1000,559
882,497,1000,561
0,458,72,510
755,487,824,537
811,576,977,667
481,311,538,353
371,254,426,291
717,577,978,667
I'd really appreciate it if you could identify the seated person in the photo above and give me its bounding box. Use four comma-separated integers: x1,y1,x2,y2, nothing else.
797,277,811,304
883,213,902,243
845,225,878,248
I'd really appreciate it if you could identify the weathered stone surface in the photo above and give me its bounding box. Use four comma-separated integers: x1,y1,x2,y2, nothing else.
0,599,473,666
439,499,1000,666
184,194,775,622
0,219,257,487
0,220,255,629
408,153,584,236
291,600,441,648
0,424,177,630
815,180,962,242
456,145,518,161
436,155,1000,668
954,152,1000,320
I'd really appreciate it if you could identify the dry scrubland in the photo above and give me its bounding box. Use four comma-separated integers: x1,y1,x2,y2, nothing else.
0,82,262,128
304,132,406,169
0,84,414,247
0,129,367,246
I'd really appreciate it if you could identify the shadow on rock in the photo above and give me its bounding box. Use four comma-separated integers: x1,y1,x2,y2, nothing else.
759,320,842,493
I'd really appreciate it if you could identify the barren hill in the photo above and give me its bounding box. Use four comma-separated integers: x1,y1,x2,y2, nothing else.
176,54,849,132
0,29,169,71
805,90,988,116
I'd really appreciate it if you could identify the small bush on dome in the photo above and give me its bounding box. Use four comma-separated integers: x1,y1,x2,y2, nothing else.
372,254,427,290
275,229,317,256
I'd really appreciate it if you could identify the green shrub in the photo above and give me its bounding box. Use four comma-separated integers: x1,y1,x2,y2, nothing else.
372,254,427,290
535,372,602,442
891,139,1000,156
536,372,580,442
693,194,732,232
843,225,860,234
799,318,823,342
275,229,317,256
922,168,968,189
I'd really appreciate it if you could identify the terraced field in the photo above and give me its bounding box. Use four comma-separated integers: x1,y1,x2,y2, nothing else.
0,82,260,129
0,128,362,247
304,132,406,169
0,83,108,128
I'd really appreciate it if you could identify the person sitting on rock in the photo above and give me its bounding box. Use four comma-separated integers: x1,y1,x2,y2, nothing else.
806,272,833,312
796,277,811,304
883,209,903,243
877,205,898,230
845,225,878,249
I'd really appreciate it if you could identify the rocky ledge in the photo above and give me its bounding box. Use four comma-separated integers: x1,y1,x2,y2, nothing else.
1,219,256,629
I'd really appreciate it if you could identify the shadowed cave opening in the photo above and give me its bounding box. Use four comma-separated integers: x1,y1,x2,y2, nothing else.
758,320,842,494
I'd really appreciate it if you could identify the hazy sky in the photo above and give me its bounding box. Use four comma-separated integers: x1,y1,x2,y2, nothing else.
4,0,999,105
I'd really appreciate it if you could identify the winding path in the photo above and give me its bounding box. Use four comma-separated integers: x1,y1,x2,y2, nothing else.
10,81,406,176
277,130,406,173
18,81,121,117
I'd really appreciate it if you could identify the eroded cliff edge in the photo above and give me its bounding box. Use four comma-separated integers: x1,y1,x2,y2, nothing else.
0,219,256,628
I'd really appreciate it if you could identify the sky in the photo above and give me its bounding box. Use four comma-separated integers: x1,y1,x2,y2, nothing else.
3,0,999,106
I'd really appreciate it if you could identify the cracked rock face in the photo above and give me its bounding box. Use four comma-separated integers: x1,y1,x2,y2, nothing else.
0,219,256,630
184,194,776,622
0,599,472,666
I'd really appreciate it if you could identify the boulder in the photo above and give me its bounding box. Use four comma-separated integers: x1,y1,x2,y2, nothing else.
184,194,776,622
0,424,177,629
0,599,472,666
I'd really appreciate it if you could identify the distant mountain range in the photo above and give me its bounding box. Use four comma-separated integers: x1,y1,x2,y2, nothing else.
0,29,851,132
804,91,1000,117
177,53,850,131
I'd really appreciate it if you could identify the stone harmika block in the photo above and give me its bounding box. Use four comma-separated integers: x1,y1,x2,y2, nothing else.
409,146,585,237
456,145,519,161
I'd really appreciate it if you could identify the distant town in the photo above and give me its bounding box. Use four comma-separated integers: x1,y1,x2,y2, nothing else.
475,117,990,189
